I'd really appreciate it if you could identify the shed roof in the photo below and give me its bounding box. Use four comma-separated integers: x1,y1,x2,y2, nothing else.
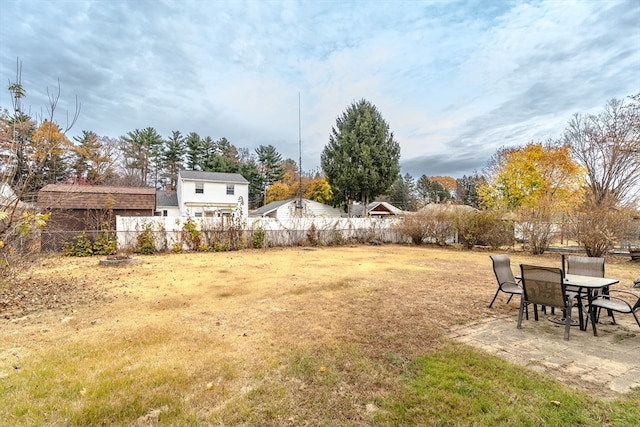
37,184,156,210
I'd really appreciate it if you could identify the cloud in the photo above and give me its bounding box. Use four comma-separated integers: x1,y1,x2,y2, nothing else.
1,0,638,180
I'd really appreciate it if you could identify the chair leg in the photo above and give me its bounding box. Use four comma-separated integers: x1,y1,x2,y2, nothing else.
590,305,598,336
507,294,514,304
575,299,584,331
488,289,500,308
564,309,571,341
517,300,525,329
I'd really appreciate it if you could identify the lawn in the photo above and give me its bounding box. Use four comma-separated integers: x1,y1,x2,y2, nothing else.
1,245,638,426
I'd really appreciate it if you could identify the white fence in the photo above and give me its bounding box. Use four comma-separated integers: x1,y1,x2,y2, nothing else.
116,216,407,251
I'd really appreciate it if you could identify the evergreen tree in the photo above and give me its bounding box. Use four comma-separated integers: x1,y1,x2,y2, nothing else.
185,132,202,171
456,174,485,208
120,127,163,187
321,99,400,214
162,131,185,188
256,144,284,204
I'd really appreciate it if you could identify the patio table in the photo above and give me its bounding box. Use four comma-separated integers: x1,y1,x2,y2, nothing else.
564,274,619,334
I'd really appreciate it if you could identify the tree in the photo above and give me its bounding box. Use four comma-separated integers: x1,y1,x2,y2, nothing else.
430,176,457,197
120,127,163,187
455,174,485,208
72,131,115,184
321,99,400,215
416,175,450,206
238,159,263,209
386,173,416,211
30,120,73,188
306,176,333,205
256,144,284,204
563,93,640,207
161,131,185,188
1,60,76,278
202,137,240,173
480,142,583,254
184,132,202,171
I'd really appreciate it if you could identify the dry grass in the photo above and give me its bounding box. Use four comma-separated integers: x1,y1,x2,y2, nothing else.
1,245,638,425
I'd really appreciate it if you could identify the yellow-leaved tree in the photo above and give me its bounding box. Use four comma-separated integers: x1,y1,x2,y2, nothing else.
480,142,583,254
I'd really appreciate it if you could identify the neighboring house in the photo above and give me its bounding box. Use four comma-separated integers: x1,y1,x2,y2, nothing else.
351,201,404,218
177,170,249,219
251,198,343,219
155,183,180,217
37,184,156,251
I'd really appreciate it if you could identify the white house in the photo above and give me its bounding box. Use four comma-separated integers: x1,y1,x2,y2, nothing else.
155,184,180,217
176,170,249,219
250,198,343,219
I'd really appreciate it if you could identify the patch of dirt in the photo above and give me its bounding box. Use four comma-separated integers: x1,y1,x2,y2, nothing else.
0,273,112,320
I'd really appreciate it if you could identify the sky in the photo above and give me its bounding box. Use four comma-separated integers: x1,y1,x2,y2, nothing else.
1,0,639,179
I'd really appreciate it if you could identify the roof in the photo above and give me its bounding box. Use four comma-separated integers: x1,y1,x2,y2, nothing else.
37,184,156,209
419,203,477,213
251,199,292,216
367,201,404,215
351,201,404,216
251,198,343,218
156,190,178,207
179,170,249,184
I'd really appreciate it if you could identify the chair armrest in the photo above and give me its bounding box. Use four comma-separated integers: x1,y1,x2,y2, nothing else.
592,295,634,311
499,281,522,290
608,290,640,299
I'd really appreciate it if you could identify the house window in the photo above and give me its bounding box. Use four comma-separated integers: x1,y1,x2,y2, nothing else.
194,212,203,218
195,182,204,194
226,184,234,195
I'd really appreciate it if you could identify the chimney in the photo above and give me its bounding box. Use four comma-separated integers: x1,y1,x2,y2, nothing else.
165,183,172,195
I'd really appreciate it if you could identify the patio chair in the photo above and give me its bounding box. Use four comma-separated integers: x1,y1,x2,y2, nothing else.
518,264,573,340
564,255,605,278
489,255,523,308
589,290,640,336
563,255,609,324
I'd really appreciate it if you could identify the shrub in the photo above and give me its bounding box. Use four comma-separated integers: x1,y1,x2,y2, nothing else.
395,212,428,244
252,227,266,249
566,195,637,257
476,210,514,249
306,223,319,246
92,231,117,255
181,218,202,251
62,232,94,257
452,210,480,249
133,223,156,255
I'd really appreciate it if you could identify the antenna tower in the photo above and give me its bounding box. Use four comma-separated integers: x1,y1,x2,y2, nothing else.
296,92,303,210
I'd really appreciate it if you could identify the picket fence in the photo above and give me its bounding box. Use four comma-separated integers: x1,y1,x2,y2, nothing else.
116,216,408,251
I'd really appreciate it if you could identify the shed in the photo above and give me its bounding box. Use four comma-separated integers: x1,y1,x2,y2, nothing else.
37,184,156,251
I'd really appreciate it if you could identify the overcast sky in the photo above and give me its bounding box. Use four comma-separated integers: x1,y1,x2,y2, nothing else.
1,0,638,178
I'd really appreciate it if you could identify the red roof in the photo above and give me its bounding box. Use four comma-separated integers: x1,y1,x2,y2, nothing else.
37,184,156,210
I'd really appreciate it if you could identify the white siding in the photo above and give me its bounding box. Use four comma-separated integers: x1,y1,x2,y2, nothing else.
177,175,249,219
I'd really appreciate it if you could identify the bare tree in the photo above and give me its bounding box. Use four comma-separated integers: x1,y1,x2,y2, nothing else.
563,94,640,207
1,59,79,279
